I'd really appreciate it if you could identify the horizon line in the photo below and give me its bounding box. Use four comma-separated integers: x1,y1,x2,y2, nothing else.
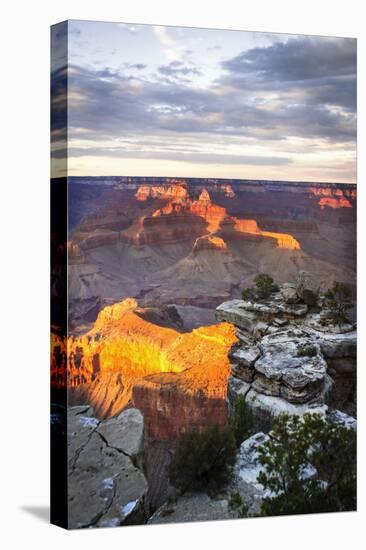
63,175,357,186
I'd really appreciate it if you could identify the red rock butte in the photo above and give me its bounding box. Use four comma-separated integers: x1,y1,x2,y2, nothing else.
149,186,301,250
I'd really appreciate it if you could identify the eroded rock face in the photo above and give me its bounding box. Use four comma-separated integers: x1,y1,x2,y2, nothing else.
296,271,320,306
216,280,356,425
132,375,228,440
67,406,148,529
227,376,329,432
281,282,300,304
253,334,328,404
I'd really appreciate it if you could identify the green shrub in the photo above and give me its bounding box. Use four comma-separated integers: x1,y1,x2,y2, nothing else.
228,491,250,518
228,491,243,510
230,395,254,447
297,345,317,357
242,287,255,301
257,413,356,516
254,274,279,300
242,273,279,302
324,282,353,326
168,425,236,495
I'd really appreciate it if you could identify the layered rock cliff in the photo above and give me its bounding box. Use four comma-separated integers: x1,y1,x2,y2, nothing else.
216,272,356,427
309,186,355,209
150,187,300,249
66,179,355,330
52,299,237,435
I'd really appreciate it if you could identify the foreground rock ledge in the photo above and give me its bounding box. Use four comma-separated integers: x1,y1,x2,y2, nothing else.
67,406,148,529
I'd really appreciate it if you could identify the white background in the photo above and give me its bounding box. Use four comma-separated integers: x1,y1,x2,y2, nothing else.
1,1,364,548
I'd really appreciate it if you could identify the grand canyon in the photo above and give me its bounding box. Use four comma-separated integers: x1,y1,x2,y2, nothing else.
50,19,357,529
66,177,356,331
51,176,356,526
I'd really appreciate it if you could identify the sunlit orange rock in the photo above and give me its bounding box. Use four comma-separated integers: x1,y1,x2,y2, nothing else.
193,234,227,252
309,186,355,209
136,184,188,201
319,197,352,209
51,299,237,430
233,219,260,234
234,219,300,249
150,186,300,250
261,231,301,249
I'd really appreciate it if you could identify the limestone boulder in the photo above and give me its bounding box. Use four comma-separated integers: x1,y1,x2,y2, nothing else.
230,346,260,383
253,339,328,403
230,432,271,514
216,300,257,333
281,282,300,304
296,271,320,306
318,331,356,359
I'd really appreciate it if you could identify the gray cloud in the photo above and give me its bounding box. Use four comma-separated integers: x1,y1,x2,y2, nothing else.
158,60,202,78
221,36,356,112
67,61,355,143
66,146,292,166
63,35,356,169
222,36,356,81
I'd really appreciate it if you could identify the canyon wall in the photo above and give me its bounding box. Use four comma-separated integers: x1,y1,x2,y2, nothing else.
66,178,355,330
52,299,237,435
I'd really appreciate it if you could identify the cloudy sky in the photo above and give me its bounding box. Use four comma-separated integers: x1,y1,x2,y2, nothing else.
52,20,356,182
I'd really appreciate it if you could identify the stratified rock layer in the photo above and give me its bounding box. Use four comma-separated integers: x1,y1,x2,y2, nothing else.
216,282,356,425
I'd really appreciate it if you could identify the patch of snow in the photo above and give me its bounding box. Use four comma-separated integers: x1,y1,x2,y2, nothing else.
120,499,139,517
101,477,115,490
79,416,99,428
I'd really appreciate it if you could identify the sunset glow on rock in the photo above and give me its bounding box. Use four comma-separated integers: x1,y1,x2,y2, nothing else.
309,186,355,209
193,234,228,251
51,298,237,420
319,197,352,209
149,185,301,250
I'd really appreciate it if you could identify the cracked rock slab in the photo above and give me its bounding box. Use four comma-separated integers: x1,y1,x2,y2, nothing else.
67,406,148,529
96,408,144,462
